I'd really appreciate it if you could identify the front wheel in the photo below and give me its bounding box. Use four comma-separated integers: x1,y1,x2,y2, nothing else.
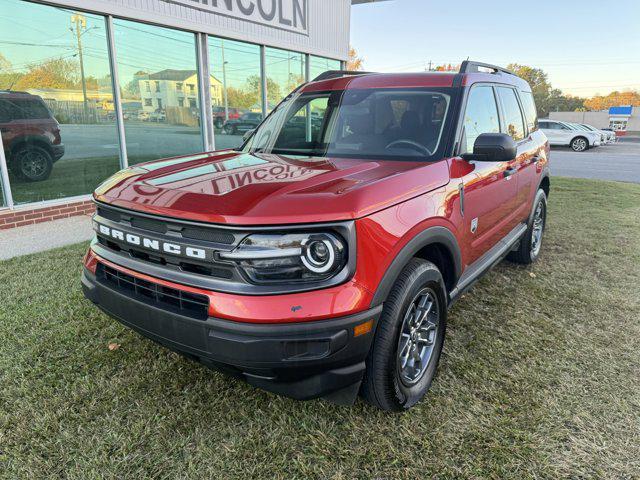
508,189,547,264
13,145,53,182
361,259,447,411
570,136,588,152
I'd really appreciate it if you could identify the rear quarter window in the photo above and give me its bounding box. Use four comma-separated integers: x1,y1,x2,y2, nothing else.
519,91,538,132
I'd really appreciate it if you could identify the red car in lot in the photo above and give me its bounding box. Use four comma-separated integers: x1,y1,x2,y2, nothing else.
0,91,65,182
82,62,550,411
212,106,241,129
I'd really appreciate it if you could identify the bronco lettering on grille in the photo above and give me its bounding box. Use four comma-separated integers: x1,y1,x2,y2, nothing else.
96,223,211,261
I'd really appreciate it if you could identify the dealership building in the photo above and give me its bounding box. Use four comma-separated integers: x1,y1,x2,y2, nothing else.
0,0,371,228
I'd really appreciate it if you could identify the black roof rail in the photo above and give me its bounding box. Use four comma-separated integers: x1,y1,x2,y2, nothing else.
312,70,376,82
459,61,515,76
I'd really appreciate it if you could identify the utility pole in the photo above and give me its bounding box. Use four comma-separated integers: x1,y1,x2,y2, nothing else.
221,40,229,122
427,60,433,72
71,13,89,120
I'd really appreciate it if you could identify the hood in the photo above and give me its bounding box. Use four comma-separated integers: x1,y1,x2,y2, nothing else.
94,151,450,225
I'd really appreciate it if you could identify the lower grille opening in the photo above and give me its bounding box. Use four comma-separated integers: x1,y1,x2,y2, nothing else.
97,263,209,320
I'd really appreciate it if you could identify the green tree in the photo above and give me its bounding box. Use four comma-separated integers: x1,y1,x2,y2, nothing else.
507,63,552,117
547,88,585,113
246,75,282,108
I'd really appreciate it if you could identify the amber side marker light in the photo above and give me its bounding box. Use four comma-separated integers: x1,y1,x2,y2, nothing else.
354,320,374,337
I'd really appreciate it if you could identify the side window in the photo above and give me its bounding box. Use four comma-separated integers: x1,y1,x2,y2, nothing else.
461,86,500,154
519,91,538,132
496,87,525,141
539,121,548,129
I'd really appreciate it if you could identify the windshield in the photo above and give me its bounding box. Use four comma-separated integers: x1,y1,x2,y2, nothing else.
242,88,453,160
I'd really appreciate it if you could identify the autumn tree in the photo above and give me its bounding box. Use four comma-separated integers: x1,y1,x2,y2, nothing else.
13,58,79,91
584,90,640,111
347,46,364,71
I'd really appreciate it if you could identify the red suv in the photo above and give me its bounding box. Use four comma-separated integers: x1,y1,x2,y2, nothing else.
0,91,65,182
82,62,550,411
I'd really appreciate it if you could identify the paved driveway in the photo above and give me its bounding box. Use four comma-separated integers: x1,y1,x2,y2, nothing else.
550,137,640,183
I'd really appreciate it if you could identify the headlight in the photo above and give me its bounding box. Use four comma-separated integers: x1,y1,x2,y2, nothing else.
219,232,347,284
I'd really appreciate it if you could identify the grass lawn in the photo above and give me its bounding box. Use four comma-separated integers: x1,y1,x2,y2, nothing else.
1,177,639,479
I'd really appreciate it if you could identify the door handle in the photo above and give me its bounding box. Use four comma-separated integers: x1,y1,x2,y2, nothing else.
504,167,517,178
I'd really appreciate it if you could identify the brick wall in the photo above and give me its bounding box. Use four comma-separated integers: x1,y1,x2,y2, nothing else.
0,199,95,230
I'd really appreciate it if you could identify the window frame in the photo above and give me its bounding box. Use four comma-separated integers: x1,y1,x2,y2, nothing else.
455,82,504,155
494,85,528,143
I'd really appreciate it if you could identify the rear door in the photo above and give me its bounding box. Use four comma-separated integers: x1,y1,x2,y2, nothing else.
500,88,545,217
456,84,519,264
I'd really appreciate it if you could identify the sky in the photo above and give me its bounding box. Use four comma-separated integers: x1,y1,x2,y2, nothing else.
350,0,640,98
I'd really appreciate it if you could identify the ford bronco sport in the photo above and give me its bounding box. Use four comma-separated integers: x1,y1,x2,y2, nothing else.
82,61,550,411
0,91,65,182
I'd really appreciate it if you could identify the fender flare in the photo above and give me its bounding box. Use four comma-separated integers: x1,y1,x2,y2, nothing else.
370,226,462,308
8,136,54,161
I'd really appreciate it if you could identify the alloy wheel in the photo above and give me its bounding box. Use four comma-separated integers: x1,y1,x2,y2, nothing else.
531,200,545,257
396,288,440,385
20,150,48,179
572,138,587,152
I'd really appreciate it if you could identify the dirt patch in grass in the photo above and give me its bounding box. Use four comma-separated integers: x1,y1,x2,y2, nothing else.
1,177,639,479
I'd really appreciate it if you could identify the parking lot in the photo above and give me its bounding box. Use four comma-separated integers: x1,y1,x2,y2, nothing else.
550,136,640,184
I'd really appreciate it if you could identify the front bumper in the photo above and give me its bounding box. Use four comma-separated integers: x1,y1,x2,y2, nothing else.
52,144,65,161
81,267,382,402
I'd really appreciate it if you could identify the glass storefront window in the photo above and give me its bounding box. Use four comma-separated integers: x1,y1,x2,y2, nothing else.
208,37,261,150
309,56,341,81
113,19,203,164
264,48,305,112
0,0,120,204
0,174,5,207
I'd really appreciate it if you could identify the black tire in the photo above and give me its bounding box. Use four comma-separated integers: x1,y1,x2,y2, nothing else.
214,118,224,129
225,125,237,135
508,189,547,265
570,136,589,152
14,145,53,182
361,258,447,412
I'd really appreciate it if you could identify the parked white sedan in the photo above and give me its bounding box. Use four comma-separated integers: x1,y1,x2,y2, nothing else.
539,119,601,152
579,123,616,144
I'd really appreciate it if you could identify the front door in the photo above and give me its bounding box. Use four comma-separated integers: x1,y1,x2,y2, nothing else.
456,84,519,264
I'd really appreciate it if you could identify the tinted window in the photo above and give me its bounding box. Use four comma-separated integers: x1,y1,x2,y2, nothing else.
461,86,500,154
539,121,549,129
1,99,51,120
519,91,538,131
497,87,525,141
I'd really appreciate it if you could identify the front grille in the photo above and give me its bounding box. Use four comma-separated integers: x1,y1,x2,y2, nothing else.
97,263,209,320
94,203,240,281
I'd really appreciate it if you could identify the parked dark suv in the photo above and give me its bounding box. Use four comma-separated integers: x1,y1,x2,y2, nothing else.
0,91,65,182
83,62,550,411
222,111,263,135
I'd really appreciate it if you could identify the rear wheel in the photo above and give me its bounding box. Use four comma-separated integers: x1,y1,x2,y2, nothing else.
13,145,53,182
214,117,224,129
361,259,447,411
508,189,547,265
570,136,588,152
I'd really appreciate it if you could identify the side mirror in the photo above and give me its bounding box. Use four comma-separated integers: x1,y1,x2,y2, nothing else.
461,133,517,162
242,129,255,142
